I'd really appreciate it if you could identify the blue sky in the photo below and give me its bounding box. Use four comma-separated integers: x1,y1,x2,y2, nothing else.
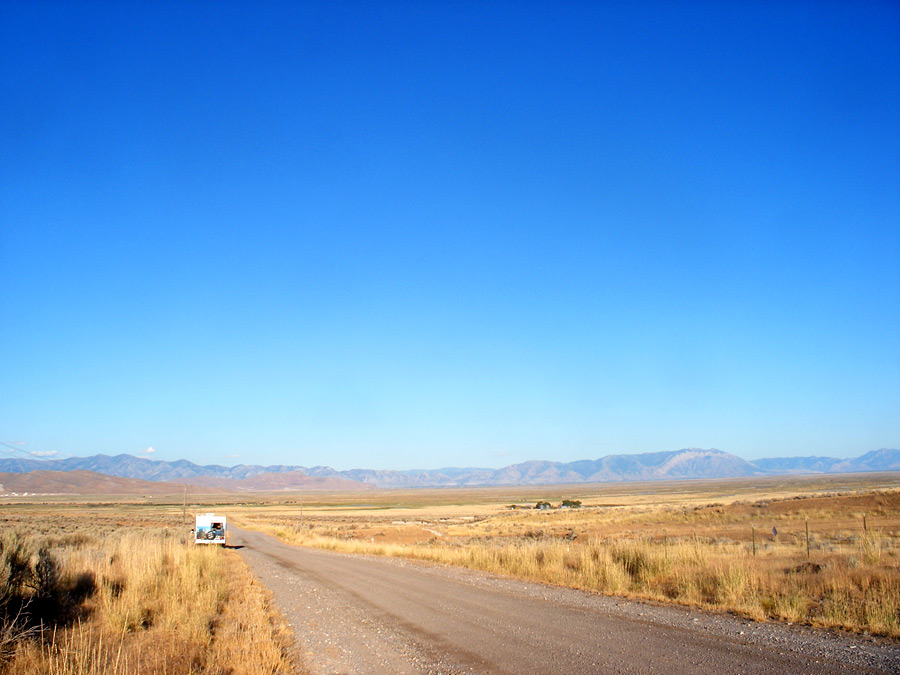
1,2,898,470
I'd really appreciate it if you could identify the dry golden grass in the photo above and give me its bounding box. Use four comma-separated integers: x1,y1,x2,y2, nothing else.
235,478,900,639
0,510,297,675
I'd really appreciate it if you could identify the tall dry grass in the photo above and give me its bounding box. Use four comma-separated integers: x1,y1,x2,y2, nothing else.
1,515,296,674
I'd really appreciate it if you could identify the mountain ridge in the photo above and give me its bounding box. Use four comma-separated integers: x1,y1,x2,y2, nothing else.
1,448,897,489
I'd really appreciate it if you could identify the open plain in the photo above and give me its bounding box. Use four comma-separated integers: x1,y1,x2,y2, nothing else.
2,472,899,673
233,473,900,634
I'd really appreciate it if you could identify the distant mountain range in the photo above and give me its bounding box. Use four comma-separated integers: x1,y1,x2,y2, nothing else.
1,448,897,491
751,449,900,474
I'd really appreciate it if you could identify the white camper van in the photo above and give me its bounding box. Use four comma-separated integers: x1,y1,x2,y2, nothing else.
195,513,226,545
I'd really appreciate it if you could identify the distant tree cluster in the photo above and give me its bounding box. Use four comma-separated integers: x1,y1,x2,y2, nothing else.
507,500,584,510
529,500,583,510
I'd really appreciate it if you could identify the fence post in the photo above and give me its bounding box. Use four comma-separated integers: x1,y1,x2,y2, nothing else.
863,513,867,532
663,529,668,561
751,524,756,556
805,518,810,560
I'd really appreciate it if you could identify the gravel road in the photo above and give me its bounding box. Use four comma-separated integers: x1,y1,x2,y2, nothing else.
231,525,899,674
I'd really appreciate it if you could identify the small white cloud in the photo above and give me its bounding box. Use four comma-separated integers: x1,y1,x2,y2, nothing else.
143,446,156,454
225,453,239,459
29,450,58,457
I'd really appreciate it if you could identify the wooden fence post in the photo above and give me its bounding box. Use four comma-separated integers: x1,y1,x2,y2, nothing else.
805,518,810,560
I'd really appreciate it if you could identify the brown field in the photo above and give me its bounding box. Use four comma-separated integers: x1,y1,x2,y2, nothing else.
227,472,900,639
2,470,898,673
0,506,296,674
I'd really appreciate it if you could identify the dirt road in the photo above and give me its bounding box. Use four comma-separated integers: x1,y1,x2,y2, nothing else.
231,526,899,674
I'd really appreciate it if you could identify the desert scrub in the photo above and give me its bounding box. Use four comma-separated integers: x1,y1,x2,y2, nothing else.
1,515,296,674
1,528,96,664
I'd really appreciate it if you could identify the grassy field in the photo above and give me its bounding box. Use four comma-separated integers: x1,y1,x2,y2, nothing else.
3,471,897,672
229,472,900,638
0,507,296,674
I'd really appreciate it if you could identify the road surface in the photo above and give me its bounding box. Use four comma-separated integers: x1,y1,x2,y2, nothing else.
230,526,899,674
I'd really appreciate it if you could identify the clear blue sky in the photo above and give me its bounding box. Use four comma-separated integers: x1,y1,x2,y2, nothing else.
1,2,898,470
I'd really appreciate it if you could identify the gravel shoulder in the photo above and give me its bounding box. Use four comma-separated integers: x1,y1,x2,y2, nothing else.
231,525,900,674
